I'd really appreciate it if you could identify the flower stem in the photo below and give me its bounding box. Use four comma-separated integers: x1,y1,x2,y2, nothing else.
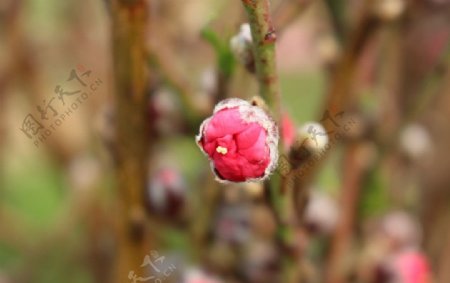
241,0,281,120
241,1,299,282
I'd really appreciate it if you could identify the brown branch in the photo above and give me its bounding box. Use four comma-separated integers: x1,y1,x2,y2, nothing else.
273,0,313,33
288,0,379,223
323,12,378,121
324,144,371,283
110,1,156,281
189,173,222,261
147,44,209,126
437,224,450,283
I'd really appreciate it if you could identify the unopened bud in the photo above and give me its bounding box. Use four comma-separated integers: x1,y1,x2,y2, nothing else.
147,167,186,218
196,98,279,183
380,211,421,250
399,124,432,161
304,191,339,234
230,23,255,73
296,122,329,153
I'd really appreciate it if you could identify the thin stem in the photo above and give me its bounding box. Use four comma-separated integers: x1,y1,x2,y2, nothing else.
405,39,450,122
324,144,369,283
240,0,284,223
376,33,450,159
241,0,281,120
323,11,377,122
241,1,299,282
288,3,378,208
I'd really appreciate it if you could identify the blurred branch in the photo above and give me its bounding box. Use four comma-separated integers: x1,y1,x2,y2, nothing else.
190,173,222,261
323,10,378,118
405,39,450,122
324,144,372,283
323,0,346,42
147,44,208,126
201,28,236,103
437,225,450,283
381,39,450,149
110,0,156,281
273,0,313,32
280,4,380,282
288,0,378,226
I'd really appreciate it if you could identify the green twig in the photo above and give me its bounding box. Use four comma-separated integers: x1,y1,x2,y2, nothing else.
241,1,299,282
323,0,346,42
241,0,281,119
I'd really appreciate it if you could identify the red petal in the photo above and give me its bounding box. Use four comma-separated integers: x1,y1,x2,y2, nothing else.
238,128,268,162
235,123,262,150
204,108,247,140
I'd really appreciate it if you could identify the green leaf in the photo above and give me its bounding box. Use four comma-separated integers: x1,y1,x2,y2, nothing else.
201,27,236,77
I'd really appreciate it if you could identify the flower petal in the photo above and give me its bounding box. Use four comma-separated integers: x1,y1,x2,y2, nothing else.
235,123,263,150
205,108,247,140
196,98,279,182
238,128,268,162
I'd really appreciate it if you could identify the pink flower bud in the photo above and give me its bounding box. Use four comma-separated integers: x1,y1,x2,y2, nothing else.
147,167,186,218
281,112,295,150
393,250,431,283
196,98,279,183
184,268,223,283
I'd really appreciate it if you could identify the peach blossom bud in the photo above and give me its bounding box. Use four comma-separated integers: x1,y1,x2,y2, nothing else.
392,250,431,283
147,167,186,218
399,124,432,161
230,23,255,72
297,122,329,153
196,98,279,183
304,191,339,234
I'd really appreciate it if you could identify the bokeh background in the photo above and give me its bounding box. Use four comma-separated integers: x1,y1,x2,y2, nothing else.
1,0,450,283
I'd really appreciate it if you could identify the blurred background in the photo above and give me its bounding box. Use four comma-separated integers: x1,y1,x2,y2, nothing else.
0,0,450,282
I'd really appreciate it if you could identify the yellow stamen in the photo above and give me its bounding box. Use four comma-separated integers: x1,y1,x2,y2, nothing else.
216,146,228,155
